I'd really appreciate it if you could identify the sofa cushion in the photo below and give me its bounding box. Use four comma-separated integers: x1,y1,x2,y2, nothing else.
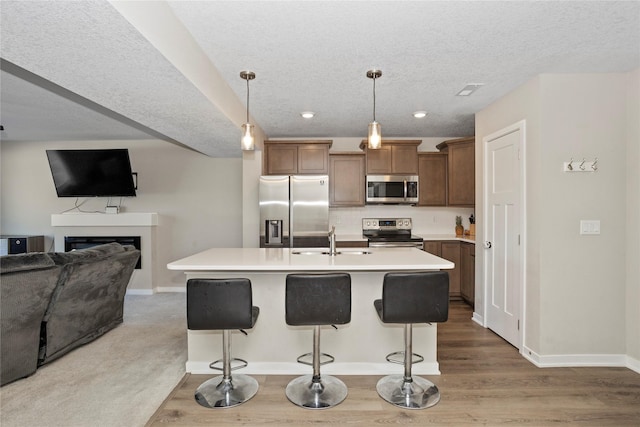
47,242,125,265
0,252,55,274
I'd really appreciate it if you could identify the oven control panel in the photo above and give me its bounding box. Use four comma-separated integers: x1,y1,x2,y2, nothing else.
362,218,412,231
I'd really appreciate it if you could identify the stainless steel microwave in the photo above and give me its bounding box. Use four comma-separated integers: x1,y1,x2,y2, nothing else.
366,175,419,204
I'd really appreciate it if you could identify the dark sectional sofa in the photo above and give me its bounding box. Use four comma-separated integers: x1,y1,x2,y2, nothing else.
0,243,140,386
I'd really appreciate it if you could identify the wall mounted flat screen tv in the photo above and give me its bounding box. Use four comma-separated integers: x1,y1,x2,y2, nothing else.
46,149,137,197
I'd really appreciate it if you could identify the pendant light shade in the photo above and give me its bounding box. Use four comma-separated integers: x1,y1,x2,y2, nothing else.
368,121,382,150
240,71,256,151
366,69,382,150
241,123,255,151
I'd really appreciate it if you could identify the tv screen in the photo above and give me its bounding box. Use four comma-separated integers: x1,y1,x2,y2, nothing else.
46,149,137,197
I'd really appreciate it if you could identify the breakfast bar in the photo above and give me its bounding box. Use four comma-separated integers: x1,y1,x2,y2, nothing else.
167,247,454,376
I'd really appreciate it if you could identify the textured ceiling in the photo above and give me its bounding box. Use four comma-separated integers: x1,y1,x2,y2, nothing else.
1,0,639,158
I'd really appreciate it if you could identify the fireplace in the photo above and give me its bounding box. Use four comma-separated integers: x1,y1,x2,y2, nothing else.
65,236,141,269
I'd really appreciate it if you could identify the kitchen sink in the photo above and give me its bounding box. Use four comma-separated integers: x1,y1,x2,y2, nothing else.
291,250,371,256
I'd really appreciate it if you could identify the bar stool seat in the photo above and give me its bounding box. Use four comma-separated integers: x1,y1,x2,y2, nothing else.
374,271,449,409
285,272,351,409
187,278,259,409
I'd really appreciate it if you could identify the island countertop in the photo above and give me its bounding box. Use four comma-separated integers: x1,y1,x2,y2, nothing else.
167,247,454,272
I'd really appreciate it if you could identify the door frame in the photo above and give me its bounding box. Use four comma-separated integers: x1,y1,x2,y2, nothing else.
482,120,527,352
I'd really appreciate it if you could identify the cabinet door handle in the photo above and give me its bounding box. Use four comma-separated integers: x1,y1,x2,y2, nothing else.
484,241,492,249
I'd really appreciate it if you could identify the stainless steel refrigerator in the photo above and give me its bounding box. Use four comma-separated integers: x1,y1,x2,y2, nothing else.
259,175,329,248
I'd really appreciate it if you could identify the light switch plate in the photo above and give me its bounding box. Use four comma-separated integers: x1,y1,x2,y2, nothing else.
580,220,600,235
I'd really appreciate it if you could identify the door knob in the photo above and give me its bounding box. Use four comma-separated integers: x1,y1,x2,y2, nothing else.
484,241,492,249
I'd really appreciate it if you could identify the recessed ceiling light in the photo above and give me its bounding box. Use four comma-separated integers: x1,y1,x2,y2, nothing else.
413,111,427,118
300,111,315,119
456,83,484,96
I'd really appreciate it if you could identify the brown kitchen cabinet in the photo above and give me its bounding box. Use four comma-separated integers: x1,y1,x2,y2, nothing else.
329,152,366,207
422,240,441,256
436,136,475,206
336,241,368,248
263,140,332,175
418,153,447,206
359,140,421,175
424,239,474,304
441,241,461,298
460,242,475,307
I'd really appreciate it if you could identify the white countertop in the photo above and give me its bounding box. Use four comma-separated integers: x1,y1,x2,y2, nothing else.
167,247,454,272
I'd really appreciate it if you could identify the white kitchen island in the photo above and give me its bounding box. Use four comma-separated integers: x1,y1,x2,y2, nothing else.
167,247,454,375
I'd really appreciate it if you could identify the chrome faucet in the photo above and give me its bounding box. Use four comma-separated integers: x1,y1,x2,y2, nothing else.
328,226,337,256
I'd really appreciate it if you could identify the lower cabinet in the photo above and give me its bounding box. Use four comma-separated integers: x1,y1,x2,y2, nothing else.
336,241,368,248
423,239,475,305
460,242,475,308
441,242,461,298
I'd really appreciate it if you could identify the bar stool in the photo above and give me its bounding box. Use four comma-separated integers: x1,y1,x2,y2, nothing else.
373,271,449,409
285,272,351,409
186,278,260,409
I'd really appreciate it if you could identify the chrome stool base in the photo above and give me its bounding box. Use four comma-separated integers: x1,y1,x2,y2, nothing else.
194,374,259,409
285,374,348,409
376,374,440,409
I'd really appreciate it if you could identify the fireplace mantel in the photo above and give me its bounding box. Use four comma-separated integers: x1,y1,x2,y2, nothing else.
51,213,158,227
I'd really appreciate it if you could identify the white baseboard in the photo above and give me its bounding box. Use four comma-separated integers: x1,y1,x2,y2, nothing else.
472,312,484,326
155,287,185,293
126,286,186,295
626,355,640,374
186,361,441,376
522,346,638,372
125,289,154,295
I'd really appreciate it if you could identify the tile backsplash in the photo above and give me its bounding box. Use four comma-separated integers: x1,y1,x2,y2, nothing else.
329,206,475,235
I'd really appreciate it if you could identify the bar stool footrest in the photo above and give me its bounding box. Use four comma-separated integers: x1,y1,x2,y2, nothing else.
209,357,249,371
296,352,335,366
385,351,424,365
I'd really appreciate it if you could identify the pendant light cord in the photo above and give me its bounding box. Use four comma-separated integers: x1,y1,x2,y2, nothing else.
372,76,376,121
246,78,250,123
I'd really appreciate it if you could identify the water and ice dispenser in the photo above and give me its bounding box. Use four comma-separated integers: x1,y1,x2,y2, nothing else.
265,220,283,245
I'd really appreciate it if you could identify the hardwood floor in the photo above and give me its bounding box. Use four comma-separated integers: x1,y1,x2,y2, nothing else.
146,302,640,426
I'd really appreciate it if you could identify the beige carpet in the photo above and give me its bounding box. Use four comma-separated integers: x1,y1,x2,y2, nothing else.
0,293,187,427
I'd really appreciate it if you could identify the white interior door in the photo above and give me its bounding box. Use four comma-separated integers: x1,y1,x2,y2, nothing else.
484,123,524,348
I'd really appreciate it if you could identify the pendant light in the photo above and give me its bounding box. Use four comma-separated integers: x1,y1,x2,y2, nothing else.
366,69,382,150
240,71,256,151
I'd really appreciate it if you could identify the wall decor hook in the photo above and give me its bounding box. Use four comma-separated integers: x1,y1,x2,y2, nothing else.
563,157,598,172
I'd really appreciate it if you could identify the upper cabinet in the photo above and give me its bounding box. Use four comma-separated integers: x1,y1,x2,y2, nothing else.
436,136,475,206
417,153,447,206
329,152,365,207
359,140,421,175
263,140,332,175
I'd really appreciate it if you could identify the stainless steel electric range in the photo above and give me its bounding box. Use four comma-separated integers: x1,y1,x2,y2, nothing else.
362,218,424,249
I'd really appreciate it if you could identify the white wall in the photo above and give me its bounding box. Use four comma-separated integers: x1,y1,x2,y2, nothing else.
538,74,627,356
0,138,243,290
626,68,640,365
476,71,638,366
